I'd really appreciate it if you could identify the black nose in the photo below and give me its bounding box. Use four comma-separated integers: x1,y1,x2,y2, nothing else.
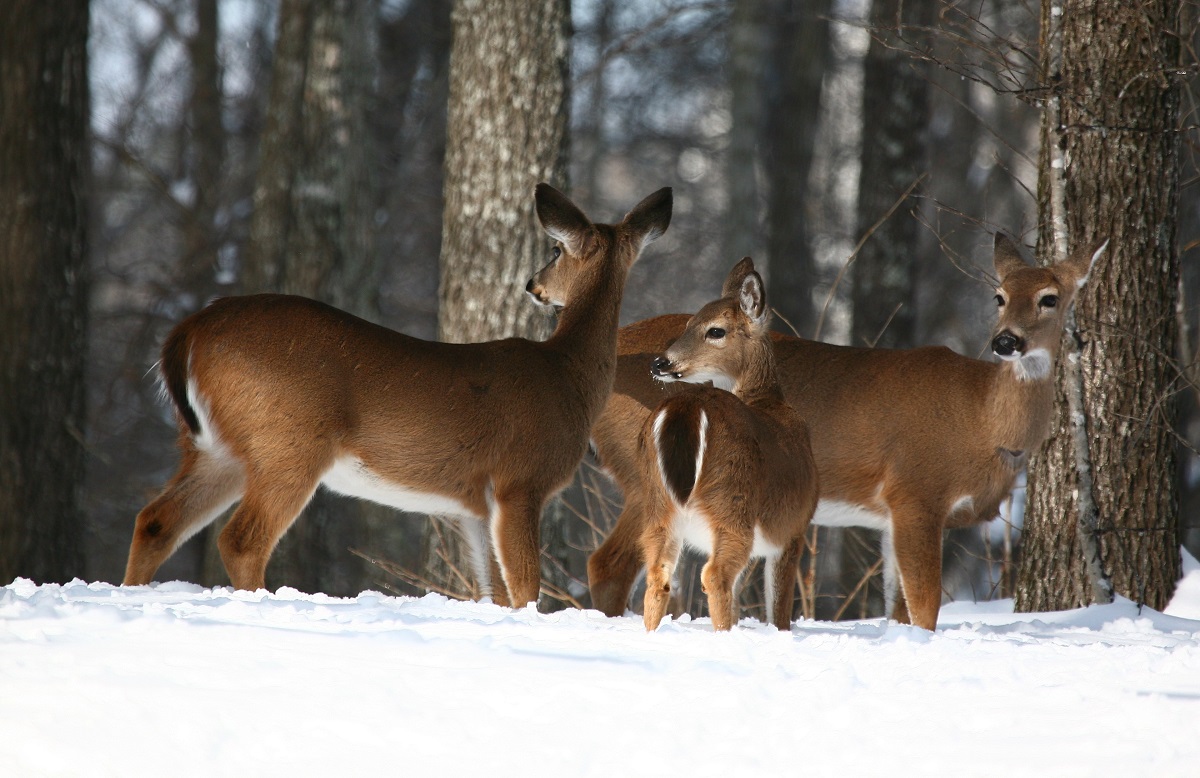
526,278,535,293
650,356,671,376
992,331,1023,357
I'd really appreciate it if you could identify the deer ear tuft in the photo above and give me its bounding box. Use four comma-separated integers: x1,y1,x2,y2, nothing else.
738,270,767,326
721,257,756,298
535,183,592,255
993,232,1031,282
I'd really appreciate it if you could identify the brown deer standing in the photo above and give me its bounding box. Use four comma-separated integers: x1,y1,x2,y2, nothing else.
638,258,818,631
124,184,672,605
588,234,1105,630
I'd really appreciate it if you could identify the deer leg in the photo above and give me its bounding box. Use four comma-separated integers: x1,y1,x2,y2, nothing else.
766,535,803,630
458,516,494,601
217,469,324,591
889,513,944,630
491,492,543,608
124,443,244,586
587,495,648,617
701,531,752,631
641,523,680,632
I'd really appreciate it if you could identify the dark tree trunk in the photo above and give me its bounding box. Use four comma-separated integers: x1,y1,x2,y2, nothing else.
0,1,90,584
1017,0,1182,611
840,0,933,618
723,0,768,262
763,0,831,338
428,0,570,597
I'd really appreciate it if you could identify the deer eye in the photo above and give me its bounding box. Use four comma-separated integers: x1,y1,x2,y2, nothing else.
706,327,726,340
1039,294,1058,308
552,246,562,260
994,294,1005,307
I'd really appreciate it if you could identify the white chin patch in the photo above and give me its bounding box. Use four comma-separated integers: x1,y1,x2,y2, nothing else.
1001,348,1051,381
673,370,734,392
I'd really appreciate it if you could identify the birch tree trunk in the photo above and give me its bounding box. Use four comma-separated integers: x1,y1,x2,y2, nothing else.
1016,0,1182,611
426,0,570,598
0,1,90,584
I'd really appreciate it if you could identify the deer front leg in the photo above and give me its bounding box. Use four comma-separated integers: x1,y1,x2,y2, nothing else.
491,491,543,608
588,494,649,617
888,511,944,630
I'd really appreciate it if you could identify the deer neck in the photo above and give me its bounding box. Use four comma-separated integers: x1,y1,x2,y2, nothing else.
733,337,786,408
987,355,1058,459
545,255,626,409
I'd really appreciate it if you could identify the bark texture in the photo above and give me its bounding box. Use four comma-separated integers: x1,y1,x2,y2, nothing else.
425,0,570,596
0,1,90,583
437,0,570,344
1017,0,1182,611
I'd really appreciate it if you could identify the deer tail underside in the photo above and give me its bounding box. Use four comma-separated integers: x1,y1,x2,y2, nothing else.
652,397,708,507
160,325,201,436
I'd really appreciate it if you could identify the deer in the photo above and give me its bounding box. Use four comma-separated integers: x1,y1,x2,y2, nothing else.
123,183,673,606
638,258,818,631
588,233,1105,630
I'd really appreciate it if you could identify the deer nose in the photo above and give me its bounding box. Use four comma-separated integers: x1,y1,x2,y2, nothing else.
525,278,535,293
991,331,1024,357
650,356,672,376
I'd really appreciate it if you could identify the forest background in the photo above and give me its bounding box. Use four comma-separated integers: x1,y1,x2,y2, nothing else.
2,0,1197,623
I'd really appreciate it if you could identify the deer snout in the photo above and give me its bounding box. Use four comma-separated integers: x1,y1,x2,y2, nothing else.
991,331,1024,358
650,355,682,381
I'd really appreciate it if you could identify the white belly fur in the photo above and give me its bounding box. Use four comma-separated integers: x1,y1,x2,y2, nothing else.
812,499,891,531
321,457,480,521
674,508,782,558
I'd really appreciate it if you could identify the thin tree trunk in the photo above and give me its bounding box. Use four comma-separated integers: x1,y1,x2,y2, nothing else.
840,0,933,618
0,1,90,584
1017,0,1182,612
723,0,768,262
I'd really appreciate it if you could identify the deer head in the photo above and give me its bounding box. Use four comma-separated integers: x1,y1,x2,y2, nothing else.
990,233,1107,381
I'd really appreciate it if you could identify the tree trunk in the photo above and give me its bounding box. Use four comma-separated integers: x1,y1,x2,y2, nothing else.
1016,0,1182,611
763,0,831,338
723,0,768,262
839,0,933,618
0,1,90,584
429,0,570,596
205,0,379,595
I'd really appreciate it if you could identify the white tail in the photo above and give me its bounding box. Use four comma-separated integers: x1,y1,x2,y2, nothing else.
124,183,672,604
638,259,818,631
589,234,1105,630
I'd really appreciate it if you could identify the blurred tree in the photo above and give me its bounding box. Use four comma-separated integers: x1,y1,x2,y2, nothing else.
1017,0,1182,611
427,0,570,600
0,1,91,584
763,0,832,338
723,0,768,263
839,0,934,618
215,0,380,595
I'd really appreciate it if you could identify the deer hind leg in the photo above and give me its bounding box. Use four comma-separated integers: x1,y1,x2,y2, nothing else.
641,522,681,632
701,530,753,631
587,493,649,617
459,516,494,602
889,511,944,630
765,535,803,630
490,491,544,608
217,465,326,592
124,443,245,586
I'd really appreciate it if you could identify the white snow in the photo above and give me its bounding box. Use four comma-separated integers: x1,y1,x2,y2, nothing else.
4,560,1200,777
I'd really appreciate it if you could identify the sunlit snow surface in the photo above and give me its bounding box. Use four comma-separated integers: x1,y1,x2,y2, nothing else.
4,554,1200,777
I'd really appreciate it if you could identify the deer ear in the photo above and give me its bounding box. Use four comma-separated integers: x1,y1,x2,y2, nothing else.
1060,238,1108,289
721,257,756,298
620,187,673,252
993,232,1031,282
739,270,767,326
535,183,592,255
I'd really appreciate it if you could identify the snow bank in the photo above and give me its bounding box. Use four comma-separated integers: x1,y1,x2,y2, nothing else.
3,574,1199,777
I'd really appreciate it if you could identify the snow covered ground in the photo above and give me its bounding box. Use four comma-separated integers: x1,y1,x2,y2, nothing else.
4,552,1200,777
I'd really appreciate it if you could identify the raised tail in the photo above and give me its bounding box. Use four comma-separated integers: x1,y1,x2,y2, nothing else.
651,396,708,506
160,324,201,436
